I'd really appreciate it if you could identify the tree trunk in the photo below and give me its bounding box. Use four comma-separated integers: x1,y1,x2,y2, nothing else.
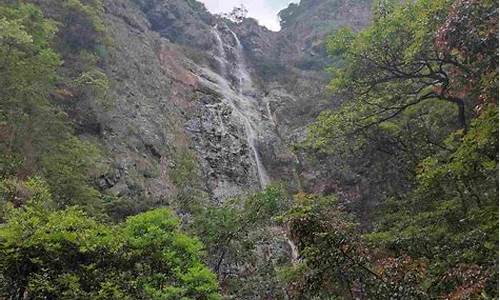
457,99,467,133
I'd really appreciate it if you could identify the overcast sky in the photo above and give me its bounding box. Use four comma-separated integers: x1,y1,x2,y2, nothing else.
199,0,299,31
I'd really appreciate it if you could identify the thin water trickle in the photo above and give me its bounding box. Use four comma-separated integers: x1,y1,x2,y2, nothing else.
228,30,252,92
287,238,300,262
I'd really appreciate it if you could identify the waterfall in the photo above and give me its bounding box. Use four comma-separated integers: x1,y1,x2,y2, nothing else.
210,26,297,264
212,25,227,76
208,26,270,189
228,30,252,92
287,238,300,263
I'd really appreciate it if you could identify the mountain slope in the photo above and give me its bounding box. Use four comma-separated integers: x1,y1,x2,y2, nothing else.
88,0,373,208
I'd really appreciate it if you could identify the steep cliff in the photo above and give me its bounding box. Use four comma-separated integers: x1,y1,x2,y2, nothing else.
87,0,372,211
99,0,273,206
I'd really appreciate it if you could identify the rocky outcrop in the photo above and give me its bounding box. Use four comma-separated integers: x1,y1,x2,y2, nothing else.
278,0,372,67
88,0,373,211
97,0,272,206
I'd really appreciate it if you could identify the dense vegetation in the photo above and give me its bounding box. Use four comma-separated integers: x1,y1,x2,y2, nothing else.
0,0,107,215
0,187,219,299
0,0,497,299
291,0,498,298
193,185,292,299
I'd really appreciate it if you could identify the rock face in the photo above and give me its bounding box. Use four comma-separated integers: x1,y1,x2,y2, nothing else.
90,0,372,209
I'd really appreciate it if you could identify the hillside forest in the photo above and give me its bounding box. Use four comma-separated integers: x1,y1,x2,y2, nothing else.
0,0,498,299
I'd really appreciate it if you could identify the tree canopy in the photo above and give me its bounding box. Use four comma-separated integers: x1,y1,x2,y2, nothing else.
296,0,499,298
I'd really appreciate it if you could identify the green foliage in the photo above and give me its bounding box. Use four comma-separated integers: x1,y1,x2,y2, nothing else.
371,106,499,298
0,3,60,101
0,1,109,213
323,0,472,138
0,204,117,299
122,209,221,299
193,185,291,299
303,0,498,219
72,69,109,96
0,202,221,299
195,185,289,250
171,151,199,187
301,0,498,298
44,0,111,110
0,176,55,220
47,0,105,51
40,137,102,212
280,193,404,299
278,0,362,29
169,150,207,213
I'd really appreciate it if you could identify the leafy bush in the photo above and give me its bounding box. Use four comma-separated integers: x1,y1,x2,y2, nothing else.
0,198,221,299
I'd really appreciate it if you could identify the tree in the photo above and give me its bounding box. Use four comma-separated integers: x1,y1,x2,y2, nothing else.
370,106,499,299
324,0,497,136
303,0,498,223
434,0,498,109
0,184,221,299
279,193,426,299
0,1,107,213
193,185,291,299
0,3,61,159
300,0,498,298
223,5,248,23
121,209,221,299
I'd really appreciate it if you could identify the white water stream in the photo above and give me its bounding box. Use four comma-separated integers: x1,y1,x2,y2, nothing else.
204,25,270,189
286,237,300,262
208,25,300,263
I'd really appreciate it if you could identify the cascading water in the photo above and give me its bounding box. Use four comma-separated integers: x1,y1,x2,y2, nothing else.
205,24,299,264
205,25,270,189
212,25,227,76
228,30,253,92
287,237,300,262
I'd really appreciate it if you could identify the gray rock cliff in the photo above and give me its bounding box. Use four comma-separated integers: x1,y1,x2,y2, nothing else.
86,0,372,211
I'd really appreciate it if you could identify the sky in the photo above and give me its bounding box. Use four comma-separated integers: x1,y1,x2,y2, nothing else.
199,0,299,31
